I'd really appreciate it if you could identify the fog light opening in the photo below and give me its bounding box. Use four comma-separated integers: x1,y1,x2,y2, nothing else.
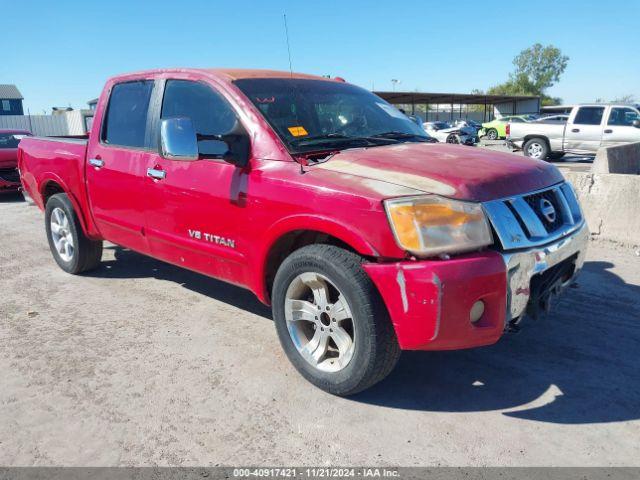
470,300,485,324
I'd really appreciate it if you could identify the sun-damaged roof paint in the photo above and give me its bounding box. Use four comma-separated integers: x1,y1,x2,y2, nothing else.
105,68,334,85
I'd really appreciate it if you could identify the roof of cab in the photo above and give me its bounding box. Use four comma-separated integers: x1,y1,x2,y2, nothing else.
206,68,330,81
110,68,334,83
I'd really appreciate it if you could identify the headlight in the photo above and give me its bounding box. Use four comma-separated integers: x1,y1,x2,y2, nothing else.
384,195,493,257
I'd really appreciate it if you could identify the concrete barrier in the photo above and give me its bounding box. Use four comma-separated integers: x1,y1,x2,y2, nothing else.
592,142,640,174
562,170,640,248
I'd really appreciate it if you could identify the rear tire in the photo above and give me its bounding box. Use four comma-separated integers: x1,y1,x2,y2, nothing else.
523,138,550,160
272,244,400,396
45,193,103,274
486,128,498,140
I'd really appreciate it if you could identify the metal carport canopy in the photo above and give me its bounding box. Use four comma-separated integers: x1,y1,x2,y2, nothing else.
373,91,538,105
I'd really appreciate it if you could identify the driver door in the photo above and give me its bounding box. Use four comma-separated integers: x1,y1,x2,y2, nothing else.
143,78,251,284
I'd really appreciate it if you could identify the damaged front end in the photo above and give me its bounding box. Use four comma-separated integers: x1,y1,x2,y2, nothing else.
364,181,588,351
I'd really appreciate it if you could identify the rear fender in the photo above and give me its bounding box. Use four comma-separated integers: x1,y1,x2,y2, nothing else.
39,174,99,239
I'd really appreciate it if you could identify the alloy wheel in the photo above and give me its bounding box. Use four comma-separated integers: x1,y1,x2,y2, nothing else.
50,207,74,262
527,142,544,159
284,272,355,373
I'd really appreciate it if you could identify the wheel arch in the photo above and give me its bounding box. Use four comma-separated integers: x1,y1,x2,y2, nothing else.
39,176,93,238
523,134,551,148
254,216,380,305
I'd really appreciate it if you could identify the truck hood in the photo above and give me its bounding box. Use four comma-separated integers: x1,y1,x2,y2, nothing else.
314,142,564,202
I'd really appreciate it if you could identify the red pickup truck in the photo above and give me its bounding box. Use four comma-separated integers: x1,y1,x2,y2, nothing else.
1,129,31,193
18,68,588,395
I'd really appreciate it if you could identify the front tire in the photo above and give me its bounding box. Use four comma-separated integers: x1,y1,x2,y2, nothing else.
45,193,103,274
272,244,400,396
523,138,550,160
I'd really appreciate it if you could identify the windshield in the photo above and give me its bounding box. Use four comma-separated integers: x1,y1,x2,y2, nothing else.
0,133,27,149
234,78,429,153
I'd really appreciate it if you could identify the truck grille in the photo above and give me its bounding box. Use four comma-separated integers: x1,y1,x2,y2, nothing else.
0,168,20,183
483,182,584,251
523,190,563,233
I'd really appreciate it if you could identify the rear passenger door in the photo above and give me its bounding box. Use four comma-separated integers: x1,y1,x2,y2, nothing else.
86,79,156,253
143,78,250,283
564,106,605,153
602,107,640,147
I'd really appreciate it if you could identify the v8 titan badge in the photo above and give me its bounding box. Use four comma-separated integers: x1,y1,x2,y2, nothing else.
188,229,235,248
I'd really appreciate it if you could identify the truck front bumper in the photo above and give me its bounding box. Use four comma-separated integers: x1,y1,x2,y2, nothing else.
0,168,21,193
363,222,588,351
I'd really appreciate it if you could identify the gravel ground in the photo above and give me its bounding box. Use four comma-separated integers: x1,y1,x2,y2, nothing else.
1,195,639,466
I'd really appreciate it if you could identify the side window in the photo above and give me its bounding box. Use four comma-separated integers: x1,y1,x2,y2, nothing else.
573,107,605,126
161,80,237,157
102,81,154,148
510,118,523,123
608,107,640,126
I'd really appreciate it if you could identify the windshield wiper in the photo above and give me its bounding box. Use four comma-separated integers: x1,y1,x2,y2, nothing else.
291,133,397,148
290,133,354,146
370,131,433,142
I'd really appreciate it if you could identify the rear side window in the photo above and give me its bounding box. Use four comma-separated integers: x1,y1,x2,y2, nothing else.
161,80,237,157
102,81,154,148
608,107,640,126
573,107,605,126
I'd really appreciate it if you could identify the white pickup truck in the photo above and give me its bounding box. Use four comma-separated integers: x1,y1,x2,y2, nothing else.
507,104,640,160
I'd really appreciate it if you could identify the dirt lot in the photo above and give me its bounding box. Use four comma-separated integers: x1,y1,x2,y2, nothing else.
1,195,639,466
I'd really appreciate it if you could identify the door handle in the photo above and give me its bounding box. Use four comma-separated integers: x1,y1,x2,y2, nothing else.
571,128,580,133
147,168,166,180
604,129,613,134
88,158,104,168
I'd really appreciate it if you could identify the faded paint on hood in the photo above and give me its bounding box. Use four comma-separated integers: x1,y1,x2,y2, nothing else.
313,142,564,202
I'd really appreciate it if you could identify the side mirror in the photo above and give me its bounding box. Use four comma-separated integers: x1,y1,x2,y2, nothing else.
160,117,199,161
633,119,640,128
218,120,251,168
196,120,251,168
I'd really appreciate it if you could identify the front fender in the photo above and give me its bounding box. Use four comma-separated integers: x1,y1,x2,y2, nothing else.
251,214,380,303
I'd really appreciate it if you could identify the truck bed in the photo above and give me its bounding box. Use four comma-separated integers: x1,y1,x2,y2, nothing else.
18,136,89,212
508,122,567,152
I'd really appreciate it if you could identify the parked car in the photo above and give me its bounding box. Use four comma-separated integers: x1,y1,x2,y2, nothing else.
423,121,476,145
19,68,588,395
0,129,31,194
507,104,640,160
479,115,535,140
453,119,482,133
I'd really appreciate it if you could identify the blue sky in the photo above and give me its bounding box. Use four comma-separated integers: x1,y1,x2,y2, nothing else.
4,0,638,113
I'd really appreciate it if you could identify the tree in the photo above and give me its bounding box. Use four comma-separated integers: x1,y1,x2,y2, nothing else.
611,94,636,104
476,44,569,105
512,43,569,92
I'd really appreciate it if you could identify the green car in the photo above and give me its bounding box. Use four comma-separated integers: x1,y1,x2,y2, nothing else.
479,115,536,140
